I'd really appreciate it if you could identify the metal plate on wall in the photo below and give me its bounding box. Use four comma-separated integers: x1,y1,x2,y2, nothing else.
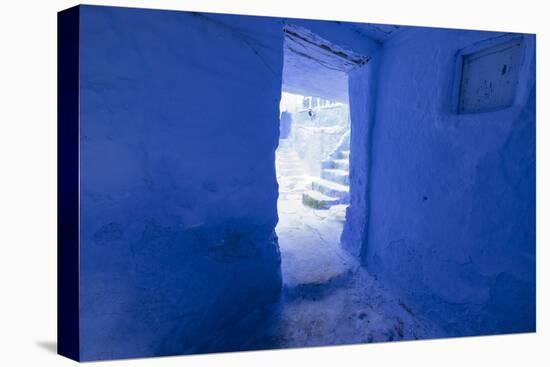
459,38,523,114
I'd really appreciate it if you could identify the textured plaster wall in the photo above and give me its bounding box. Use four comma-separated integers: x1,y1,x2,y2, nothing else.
361,28,536,335
342,61,380,256
78,6,284,360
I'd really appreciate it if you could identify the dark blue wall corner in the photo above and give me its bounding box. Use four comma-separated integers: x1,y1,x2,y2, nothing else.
57,5,81,362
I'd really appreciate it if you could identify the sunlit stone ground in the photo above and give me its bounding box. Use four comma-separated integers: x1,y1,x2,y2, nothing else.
262,140,445,348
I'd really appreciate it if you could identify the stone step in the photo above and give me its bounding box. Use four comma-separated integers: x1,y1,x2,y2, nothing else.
302,190,340,209
311,178,349,202
321,158,349,170
339,150,350,159
332,159,349,171
321,169,349,186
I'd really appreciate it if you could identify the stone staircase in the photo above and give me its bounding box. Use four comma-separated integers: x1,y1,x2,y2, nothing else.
302,149,350,209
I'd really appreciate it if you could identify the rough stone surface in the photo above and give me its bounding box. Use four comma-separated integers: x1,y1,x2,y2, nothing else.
265,155,444,349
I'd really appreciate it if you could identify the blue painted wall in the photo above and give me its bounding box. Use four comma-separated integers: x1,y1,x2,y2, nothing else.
360,28,536,336
78,6,284,360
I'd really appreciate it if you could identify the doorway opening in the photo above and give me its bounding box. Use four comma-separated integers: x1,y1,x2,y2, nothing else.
265,24,443,348
275,25,359,293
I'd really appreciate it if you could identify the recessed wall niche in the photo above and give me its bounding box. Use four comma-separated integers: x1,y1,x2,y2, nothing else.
458,37,523,114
